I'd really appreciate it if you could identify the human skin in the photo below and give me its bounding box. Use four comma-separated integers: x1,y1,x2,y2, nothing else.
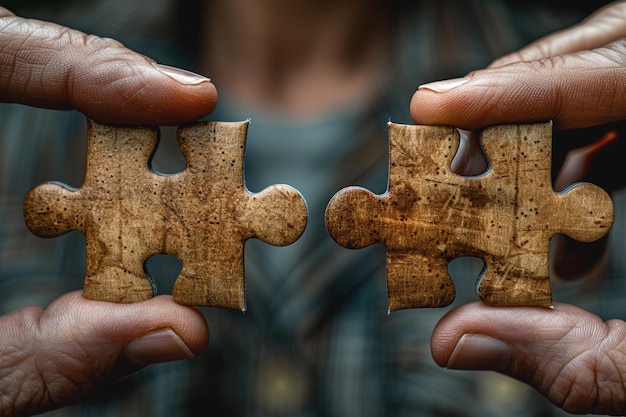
0,293,209,416
412,2,626,414
2,1,626,414
0,6,214,416
0,7,217,125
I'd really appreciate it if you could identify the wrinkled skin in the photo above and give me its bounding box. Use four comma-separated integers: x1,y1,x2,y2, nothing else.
2,1,626,415
0,8,217,124
412,2,626,414
0,7,214,416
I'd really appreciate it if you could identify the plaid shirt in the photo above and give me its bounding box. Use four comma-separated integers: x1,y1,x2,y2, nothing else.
2,1,623,416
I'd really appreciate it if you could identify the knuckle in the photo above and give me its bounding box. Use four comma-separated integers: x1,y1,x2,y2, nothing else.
81,33,125,50
0,6,15,18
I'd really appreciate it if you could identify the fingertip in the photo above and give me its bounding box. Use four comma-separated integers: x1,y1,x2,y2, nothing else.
173,305,210,356
130,295,210,355
429,332,457,368
125,328,195,366
121,297,209,366
430,302,480,366
136,64,219,125
5,292,211,415
59,292,210,354
76,62,219,126
66,293,210,367
409,87,445,125
0,11,219,125
18,22,218,125
444,334,513,371
410,78,480,129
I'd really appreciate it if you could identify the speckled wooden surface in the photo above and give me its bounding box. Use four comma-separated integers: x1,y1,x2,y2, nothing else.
24,119,308,310
326,122,614,311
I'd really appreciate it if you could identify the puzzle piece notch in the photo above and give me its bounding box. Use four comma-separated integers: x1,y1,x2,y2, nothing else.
325,122,614,311
24,119,308,310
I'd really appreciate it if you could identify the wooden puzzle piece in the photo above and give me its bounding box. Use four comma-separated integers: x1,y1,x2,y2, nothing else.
325,122,614,311
24,119,308,310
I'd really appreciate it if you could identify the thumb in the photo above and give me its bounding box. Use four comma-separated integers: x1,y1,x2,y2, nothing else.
431,302,626,415
0,8,217,125
0,291,209,416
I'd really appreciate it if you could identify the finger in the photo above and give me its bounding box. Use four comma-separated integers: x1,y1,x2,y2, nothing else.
431,302,626,415
0,8,217,125
0,291,209,415
411,40,626,130
491,2,626,67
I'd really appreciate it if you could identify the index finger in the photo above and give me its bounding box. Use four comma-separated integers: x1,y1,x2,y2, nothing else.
410,41,626,130
0,8,217,125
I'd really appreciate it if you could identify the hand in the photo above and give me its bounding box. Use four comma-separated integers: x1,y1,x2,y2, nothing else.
0,7,217,125
410,2,626,130
0,8,216,415
432,302,626,415
411,0,626,188
412,3,626,414
0,291,209,416
413,2,626,280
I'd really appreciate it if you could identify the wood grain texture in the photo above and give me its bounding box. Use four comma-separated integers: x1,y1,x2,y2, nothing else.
325,122,614,311
24,119,308,310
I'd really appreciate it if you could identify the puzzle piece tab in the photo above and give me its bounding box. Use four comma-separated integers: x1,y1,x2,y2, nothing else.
24,119,307,310
325,122,614,310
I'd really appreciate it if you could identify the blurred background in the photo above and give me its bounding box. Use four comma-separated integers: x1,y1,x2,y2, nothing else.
1,1,624,416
